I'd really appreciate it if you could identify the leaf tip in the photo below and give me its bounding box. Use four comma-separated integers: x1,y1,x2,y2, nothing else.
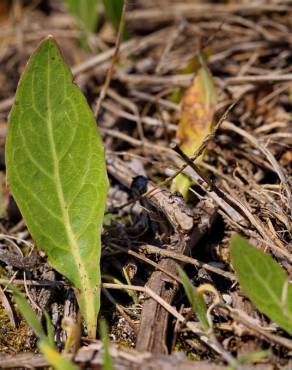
41,35,59,48
46,34,55,40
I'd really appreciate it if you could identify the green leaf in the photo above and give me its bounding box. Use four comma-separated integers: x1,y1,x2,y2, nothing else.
64,0,99,33
44,311,55,348
231,236,292,335
39,340,80,370
99,319,113,370
6,37,109,337
177,265,209,331
11,286,47,340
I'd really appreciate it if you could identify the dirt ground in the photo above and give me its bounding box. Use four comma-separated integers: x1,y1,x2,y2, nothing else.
0,1,291,369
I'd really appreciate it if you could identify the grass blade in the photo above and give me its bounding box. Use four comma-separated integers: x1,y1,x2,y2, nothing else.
39,340,80,370
11,286,46,340
64,0,99,33
103,0,127,36
177,265,209,331
99,319,113,370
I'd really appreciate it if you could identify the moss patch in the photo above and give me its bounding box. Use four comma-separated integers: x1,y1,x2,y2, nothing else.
0,302,36,354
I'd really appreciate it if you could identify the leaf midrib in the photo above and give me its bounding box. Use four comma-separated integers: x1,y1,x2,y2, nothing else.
45,45,95,321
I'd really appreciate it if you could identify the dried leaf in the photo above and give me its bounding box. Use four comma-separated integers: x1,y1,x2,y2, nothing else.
172,59,217,198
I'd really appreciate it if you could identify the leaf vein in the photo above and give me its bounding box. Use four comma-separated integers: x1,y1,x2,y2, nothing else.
19,127,54,180
13,169,64,223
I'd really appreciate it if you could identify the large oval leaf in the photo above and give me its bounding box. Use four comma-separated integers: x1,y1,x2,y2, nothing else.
231,236,292,335
6,37,108,337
